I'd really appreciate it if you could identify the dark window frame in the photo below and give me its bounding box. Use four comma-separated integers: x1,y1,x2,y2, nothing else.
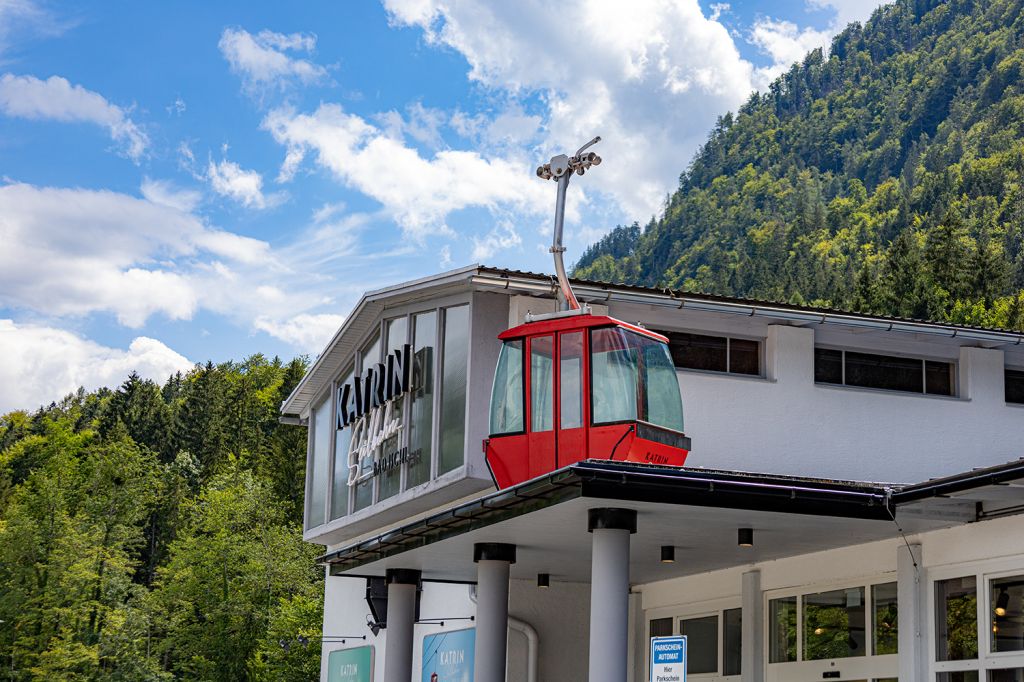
659,329,764,377
814,346,956,397
1006,367,1024,405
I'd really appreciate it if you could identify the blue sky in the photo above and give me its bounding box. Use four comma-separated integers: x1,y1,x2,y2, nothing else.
0,0,888,412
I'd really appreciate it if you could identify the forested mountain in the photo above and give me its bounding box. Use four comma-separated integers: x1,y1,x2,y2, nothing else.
576,0,1024,329
0,357,322,681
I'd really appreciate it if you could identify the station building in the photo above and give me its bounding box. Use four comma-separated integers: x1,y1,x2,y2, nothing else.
281,265,1024,682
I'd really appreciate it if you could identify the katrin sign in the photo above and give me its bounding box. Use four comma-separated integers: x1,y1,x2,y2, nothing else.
336,344,414,487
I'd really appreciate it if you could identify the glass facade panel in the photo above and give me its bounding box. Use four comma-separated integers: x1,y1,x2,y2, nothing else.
378,317,408,501
438,305,469,475
560,332,584,429
408,311,436,489
730,337,761,375
803,587,866,660
723,607,742,676
873,582,899,655
665,332,727,372
845,351,923,393
926,360,954,396
307,397,332,529
531,336,554,432
1007,369,1024,404
649,617,673,639
815,347,844,384
331,370,354,520
936,576,978,661
770,596,798,663
353,334,380,512
990,670,1024,682
489,339,524,435
679,615,718,674
991,576,1024,653
937,673,980,682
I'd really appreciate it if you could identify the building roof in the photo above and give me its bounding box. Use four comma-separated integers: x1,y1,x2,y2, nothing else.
281,265,1024,417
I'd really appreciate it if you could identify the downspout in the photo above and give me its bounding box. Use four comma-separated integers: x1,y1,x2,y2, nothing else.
469,585,539,682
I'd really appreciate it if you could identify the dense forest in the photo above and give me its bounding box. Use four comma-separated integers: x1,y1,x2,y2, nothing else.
0,357,323,681
576,0,1024,330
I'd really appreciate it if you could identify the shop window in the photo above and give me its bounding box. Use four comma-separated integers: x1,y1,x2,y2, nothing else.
991,576,1024,653
661,331,761,376
936,576,979,661
990,670,1024,682
723,607,742,676
937,674,979,682
814,348,955,396
408,311,437,488
1007,369,1024,404
679,615,718,674
530,336,554,432
803,586,866,660
330,369,354,520
378,316,408,501
438,305,469,475
873,582,898,655
649,616,673,639
769,596,798,663
306,396,332,529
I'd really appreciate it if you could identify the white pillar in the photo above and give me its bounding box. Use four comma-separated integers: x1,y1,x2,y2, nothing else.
898,542,924,682
383,569,420,682
741,569,764,682
473,543,516,682
588,508,637,682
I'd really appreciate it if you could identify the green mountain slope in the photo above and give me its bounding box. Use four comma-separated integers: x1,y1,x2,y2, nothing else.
575,0,1024,329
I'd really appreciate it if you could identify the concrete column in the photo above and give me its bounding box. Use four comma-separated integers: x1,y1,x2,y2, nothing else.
383,568,420,682
473,543,516,682
588,508,637,682
741,569,764,682
897,542,924,682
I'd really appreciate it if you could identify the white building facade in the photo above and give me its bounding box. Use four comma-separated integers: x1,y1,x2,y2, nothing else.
282,265,1024,682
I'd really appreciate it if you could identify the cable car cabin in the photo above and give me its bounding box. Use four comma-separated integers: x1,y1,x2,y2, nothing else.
485,313,691,490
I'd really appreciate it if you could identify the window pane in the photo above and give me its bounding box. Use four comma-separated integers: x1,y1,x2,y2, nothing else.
937,674,979,682
331,370,355,520
489,339,524,435
649,617,673,639
353,334,380,512
730,338,760,375
803,587,866,660
642,339,685,432
666,332,727,372
560,332,584,429
1007,369,1024,404
530,336,554,432
307,397,331,529
845,351,923,393
378,317,408,501
926,361,954,396
873,582,899,655
438,305,469,474
680,615,718,674
408,311,436,488
991,576,1024,653
815,348,843,384
591,328,639,424
936,576,978,661
990,670,1024,682
769,597,798,663
723,608,742,676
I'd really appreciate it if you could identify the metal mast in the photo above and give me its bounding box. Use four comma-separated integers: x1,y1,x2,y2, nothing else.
536,136,602,311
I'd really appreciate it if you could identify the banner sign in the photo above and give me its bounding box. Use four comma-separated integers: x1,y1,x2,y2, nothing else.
327,645,374,682
422,628,475,682
650,635,686,682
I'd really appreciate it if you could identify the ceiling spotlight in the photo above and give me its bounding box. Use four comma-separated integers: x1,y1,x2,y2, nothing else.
661,545,675,563
537,573,550,588
738,528,754,547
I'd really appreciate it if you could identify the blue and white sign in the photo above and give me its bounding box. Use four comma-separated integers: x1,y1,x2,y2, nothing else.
650,635,687,682
422,627,475,682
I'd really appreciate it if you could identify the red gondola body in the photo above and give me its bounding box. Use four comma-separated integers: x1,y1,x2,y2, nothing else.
485,313,691,490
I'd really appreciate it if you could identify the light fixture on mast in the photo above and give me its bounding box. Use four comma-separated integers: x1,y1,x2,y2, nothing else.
536,136,602,311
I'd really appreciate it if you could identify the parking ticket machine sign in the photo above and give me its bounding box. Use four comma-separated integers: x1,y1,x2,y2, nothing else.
650,635,686,682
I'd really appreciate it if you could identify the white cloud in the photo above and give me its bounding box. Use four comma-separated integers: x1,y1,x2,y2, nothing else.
218,27,327,95
809,0,883,28
253,313,345,353
264,103,550,239
140,177,202,212
0,73,148,161
0,320,193,413
471,221,521,261
750,18,832,86
0,1,67,59
206,157,271,208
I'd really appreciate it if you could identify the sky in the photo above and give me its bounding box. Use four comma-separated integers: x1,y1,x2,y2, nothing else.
0,0,891,413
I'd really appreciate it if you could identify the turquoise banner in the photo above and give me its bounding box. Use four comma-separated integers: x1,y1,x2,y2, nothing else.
327,645,374,682
421,627,475,682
